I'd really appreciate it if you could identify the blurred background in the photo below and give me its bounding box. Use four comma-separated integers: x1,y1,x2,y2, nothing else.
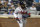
0,0,40,27
0,0,40,15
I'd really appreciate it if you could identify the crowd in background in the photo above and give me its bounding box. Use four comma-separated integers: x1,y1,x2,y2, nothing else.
0,0,40,15
0,0,15,15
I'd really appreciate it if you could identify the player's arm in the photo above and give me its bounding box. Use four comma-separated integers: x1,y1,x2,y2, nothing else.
27,11,30,17
14,8,20,21
26,8,31,17
14,8,19,18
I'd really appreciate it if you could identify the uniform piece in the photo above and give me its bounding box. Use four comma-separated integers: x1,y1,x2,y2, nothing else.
14,7,30,27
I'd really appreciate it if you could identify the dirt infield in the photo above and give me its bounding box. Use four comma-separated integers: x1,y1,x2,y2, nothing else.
0,18,40,27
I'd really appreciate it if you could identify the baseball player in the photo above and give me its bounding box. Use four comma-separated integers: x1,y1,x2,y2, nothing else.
14,2,30,27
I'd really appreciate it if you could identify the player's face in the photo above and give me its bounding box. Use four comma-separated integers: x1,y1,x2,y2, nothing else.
21,5,25,9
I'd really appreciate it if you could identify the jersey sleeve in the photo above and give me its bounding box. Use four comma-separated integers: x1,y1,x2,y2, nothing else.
14,8,19,18
14,8,19,14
